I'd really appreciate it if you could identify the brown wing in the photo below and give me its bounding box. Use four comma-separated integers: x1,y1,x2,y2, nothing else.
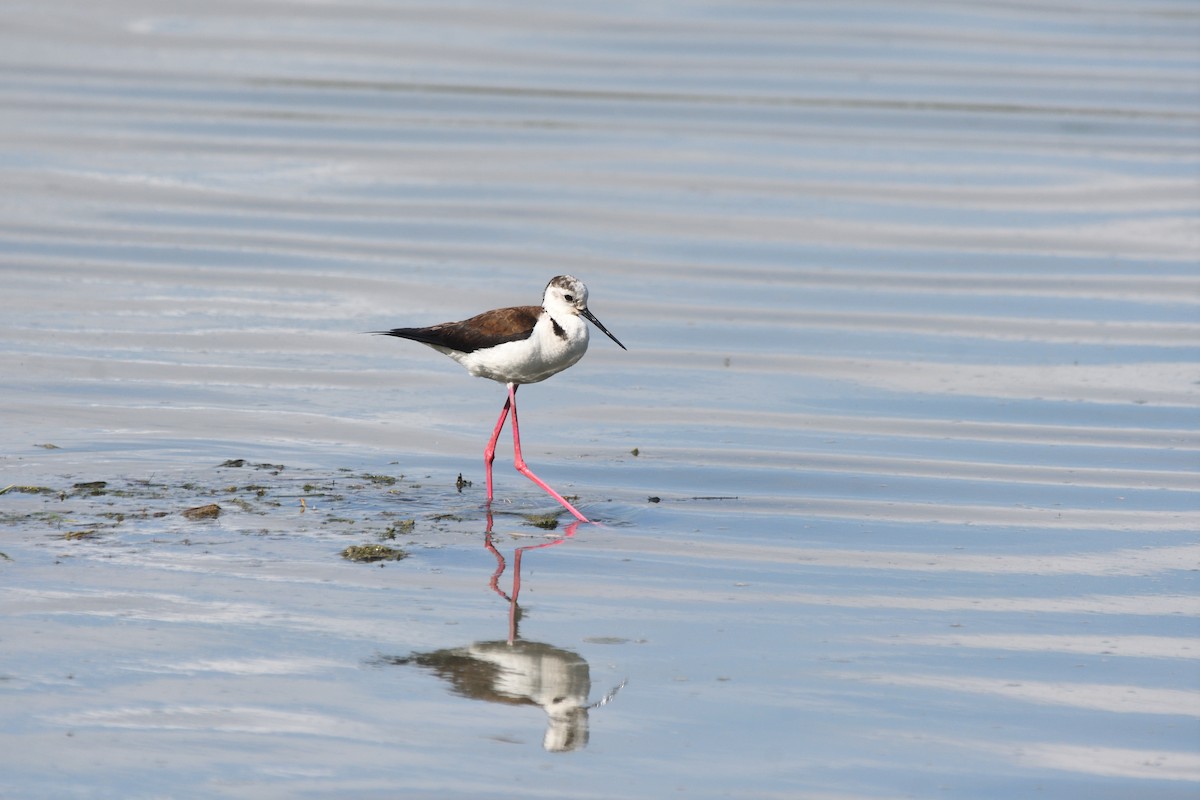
376,305,541,354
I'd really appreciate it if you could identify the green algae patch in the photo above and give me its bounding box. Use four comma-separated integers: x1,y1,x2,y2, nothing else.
341,544,408,563
361,473,398,486
521,513,561,530
381,519,416,539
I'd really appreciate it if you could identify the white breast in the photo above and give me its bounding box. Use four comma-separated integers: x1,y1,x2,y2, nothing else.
454,313,590,384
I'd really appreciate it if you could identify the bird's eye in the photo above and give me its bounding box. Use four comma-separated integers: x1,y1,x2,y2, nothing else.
563,294,574,302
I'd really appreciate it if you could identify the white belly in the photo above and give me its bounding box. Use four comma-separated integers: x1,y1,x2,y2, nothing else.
443,317,591,384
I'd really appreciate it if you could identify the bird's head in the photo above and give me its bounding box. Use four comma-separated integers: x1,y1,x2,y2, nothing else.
543,275,626,351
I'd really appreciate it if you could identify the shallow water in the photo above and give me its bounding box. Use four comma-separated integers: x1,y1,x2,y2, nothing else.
2,2,1198,798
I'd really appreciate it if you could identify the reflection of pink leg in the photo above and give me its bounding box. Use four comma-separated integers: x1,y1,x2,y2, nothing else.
482,512,510,601
511,521,579,605
484,390,513,503
486,510,580,645
509,521,579,643
507,383,589,523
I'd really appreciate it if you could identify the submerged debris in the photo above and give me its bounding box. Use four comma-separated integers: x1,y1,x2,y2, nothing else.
60,530,100,540
341,544,408,563
6,462,583,561
0,485,58,496
218,459,285,472
182,503,222,520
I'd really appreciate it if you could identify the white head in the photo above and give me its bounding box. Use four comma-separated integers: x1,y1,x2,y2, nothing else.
542,275,626,350
542,275,588,315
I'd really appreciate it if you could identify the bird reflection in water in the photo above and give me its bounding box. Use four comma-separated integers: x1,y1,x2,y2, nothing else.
376,513,624,752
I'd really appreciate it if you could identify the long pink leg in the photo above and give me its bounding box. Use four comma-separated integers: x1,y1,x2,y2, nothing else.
483,391,513,503
506,382,590,523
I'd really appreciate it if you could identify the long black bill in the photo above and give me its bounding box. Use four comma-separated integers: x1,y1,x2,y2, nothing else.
581,308,627,351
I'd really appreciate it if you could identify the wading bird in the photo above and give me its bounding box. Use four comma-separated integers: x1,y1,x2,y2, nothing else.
375,275,625,522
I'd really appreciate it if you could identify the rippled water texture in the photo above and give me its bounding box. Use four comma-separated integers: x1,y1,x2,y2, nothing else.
2,2,1198,798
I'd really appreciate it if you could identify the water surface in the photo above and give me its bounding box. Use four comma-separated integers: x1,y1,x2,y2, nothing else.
1,2,1198,798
